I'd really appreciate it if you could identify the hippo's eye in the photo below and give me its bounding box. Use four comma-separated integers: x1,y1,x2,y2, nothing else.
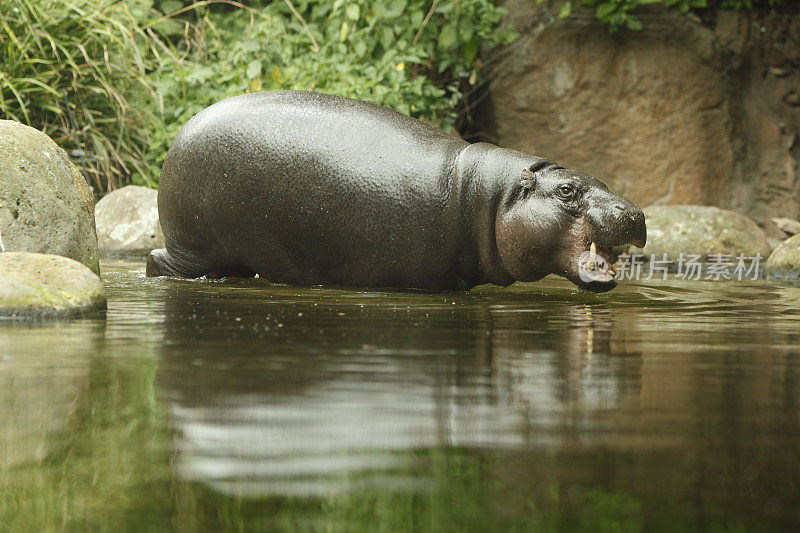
556,184,575,201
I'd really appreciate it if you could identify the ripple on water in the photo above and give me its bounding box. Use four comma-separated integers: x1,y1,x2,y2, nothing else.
2,261,800,528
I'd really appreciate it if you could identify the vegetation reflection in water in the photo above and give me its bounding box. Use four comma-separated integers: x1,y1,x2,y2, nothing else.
1,261,800,531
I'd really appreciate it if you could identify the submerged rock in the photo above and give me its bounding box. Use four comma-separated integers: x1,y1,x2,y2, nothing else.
95,185,163,257
630,205,770,260
765,234,800,282
0,252,106,318
0,120,100,274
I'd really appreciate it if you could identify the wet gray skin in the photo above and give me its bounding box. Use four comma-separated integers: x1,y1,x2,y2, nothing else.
147,91,645,293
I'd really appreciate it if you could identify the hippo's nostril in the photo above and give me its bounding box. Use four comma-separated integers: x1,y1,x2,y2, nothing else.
613,203,625,212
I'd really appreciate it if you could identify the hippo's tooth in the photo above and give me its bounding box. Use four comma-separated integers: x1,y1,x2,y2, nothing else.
589,242,597,263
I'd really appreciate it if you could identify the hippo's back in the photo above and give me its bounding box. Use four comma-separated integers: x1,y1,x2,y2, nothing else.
157,91,469,287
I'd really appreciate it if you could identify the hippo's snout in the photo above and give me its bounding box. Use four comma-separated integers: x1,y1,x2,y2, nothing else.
586,198,647,249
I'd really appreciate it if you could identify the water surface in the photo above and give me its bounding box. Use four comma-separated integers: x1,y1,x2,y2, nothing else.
1,261,799,531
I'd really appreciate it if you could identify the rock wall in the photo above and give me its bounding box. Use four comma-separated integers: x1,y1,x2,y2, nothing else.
474,1,799,238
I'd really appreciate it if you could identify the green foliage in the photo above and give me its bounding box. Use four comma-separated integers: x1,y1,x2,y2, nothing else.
0,0,162,192
138,0,515,184
719,0,783,8
547,0,784,33
0,0,513,189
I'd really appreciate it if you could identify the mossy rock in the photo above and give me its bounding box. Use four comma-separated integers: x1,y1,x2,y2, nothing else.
765,233,800,282
0,252,106,319
0,120,100,275
630,205,770,261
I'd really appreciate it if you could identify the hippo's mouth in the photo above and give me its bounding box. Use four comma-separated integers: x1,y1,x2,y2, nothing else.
582,242,616,276
567,235,646,293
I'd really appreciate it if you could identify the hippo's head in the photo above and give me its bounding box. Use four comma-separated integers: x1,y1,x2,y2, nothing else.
495,162,646,292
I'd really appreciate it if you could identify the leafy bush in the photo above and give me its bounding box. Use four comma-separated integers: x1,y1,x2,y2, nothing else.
548,0,786,33
1,0,790,189
0,0,162,192
719,0,783,8
1,0,514,189
138,0,516,184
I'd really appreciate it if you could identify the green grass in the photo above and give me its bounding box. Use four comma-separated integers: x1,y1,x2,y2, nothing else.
0,0,166,192
0,0,515,191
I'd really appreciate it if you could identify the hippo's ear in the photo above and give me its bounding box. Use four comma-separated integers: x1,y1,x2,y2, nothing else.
519,168,536,197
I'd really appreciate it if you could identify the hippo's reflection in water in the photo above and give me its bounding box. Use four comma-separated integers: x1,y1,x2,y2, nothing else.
149,275,800,526
4,264,800,528
156,282,643,496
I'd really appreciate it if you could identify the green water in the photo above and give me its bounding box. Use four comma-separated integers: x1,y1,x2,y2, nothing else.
1,261,800,532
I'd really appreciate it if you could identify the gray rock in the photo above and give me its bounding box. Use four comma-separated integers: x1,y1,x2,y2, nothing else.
765,233,800,282
630,205,771,261
0,121,100,274
0,252,106,319
95,185,163,257
772,217,800,237
767,237,784,251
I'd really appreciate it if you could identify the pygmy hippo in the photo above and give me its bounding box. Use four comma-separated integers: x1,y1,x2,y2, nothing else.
147,91,646,292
